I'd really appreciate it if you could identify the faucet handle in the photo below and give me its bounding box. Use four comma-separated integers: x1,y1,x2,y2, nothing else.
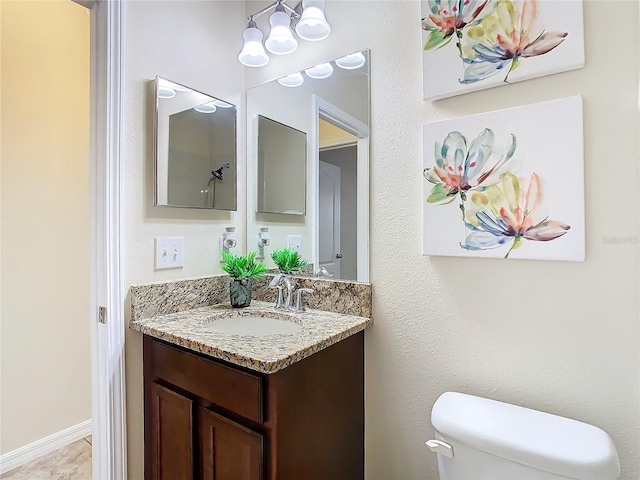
314,266,334,278
271,285,285,309
292,288,314,312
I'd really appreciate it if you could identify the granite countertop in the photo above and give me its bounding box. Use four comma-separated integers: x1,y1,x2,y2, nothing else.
129,301,373,374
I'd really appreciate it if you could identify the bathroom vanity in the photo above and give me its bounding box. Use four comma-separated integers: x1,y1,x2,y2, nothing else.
130,296,372,480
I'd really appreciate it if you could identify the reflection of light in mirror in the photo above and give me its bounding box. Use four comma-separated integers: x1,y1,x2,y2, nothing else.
158,78,191,97
194,102,217,114
277,72,304,88
213,99,233,108
158,85,176,99
335,52,366,70
305,62,333,79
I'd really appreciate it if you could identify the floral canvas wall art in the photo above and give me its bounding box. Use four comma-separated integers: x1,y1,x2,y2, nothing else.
423,96,584,261
421,0,585,100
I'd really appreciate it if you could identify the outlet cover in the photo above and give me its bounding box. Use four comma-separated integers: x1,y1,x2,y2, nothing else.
287,235,302,253
155,237,184,269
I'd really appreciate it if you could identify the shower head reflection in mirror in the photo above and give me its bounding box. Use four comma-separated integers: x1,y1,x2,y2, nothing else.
205,163,231,208
154,76,238,210
246,50,370,282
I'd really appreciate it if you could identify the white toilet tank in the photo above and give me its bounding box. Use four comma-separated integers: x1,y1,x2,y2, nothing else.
428,392,620,480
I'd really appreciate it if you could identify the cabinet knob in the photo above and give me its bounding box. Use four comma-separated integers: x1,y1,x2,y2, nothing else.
336,253,343,259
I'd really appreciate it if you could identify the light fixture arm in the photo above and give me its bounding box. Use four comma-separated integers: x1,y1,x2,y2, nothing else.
247,0,299,24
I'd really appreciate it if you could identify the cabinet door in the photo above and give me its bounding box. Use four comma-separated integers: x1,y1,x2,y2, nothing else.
198,407,263,480
148,382,194,480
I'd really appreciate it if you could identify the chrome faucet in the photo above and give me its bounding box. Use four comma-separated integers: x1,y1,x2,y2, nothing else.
269,273,293,309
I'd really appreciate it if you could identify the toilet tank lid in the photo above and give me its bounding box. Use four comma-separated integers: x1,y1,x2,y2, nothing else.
431,392,620,480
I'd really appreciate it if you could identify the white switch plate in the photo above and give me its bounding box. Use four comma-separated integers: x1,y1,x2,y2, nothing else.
287,235,302,253
155,237,184,269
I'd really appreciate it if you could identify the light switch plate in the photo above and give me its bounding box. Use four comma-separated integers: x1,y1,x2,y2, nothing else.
155,237,184,269
287,235,302,253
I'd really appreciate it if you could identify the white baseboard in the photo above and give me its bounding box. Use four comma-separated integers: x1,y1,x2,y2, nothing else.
0,419,92,475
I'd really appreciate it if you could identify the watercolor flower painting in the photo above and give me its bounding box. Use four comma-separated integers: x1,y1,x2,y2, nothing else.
423,128,517,205
421,0,494,53
461,172,570,257
421,0,584,100
460,0,568,84
423,96,585,262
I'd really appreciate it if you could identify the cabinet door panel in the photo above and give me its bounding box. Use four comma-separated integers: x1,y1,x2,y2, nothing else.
199,407,263,480
149,382,193,480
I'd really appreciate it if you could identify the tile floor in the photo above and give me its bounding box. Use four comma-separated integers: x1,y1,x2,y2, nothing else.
1,436,92,480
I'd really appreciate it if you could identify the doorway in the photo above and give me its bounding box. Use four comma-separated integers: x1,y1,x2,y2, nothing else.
319,119,358,281
1,1,126,478
313,98,370,282
0,0,92,473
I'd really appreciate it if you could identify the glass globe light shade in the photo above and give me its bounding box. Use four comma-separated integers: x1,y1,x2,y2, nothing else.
265,10,298,55
238,26,269,67
295,0,331,41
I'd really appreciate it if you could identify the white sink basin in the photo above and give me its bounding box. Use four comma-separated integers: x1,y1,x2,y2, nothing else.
205,316,301,337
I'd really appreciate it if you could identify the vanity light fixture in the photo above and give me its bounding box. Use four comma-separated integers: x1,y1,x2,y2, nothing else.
304,62,333,79
265,5,298,55
277,72,305,87
238,0,330,68
295,0,331,41
238,20,269,67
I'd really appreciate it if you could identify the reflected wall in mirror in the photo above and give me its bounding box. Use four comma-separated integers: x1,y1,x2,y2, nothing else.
247,50,370,282
257,115,306,215
154,77,237,210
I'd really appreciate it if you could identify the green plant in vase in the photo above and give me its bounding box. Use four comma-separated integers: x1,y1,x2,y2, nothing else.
221,251,267,308
271,248,308,275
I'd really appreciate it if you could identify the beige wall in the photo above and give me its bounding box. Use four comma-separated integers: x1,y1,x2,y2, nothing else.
123,1,639,478
0,0,91,454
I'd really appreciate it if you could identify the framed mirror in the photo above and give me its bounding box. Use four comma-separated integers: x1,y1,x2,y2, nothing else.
154,76,237,210
246,50,370,282
257,115,306,215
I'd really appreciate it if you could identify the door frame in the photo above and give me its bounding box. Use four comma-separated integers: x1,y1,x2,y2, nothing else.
77,0,127,477
311,96,369,282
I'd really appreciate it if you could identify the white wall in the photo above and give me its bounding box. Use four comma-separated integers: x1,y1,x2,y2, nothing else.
121,2,246,478
0,0,91,454
246,1,639,478
122,1,639,478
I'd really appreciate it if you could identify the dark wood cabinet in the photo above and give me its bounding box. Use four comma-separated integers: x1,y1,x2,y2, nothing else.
198,407,263,480
149,382,194,480
143,332,364,480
